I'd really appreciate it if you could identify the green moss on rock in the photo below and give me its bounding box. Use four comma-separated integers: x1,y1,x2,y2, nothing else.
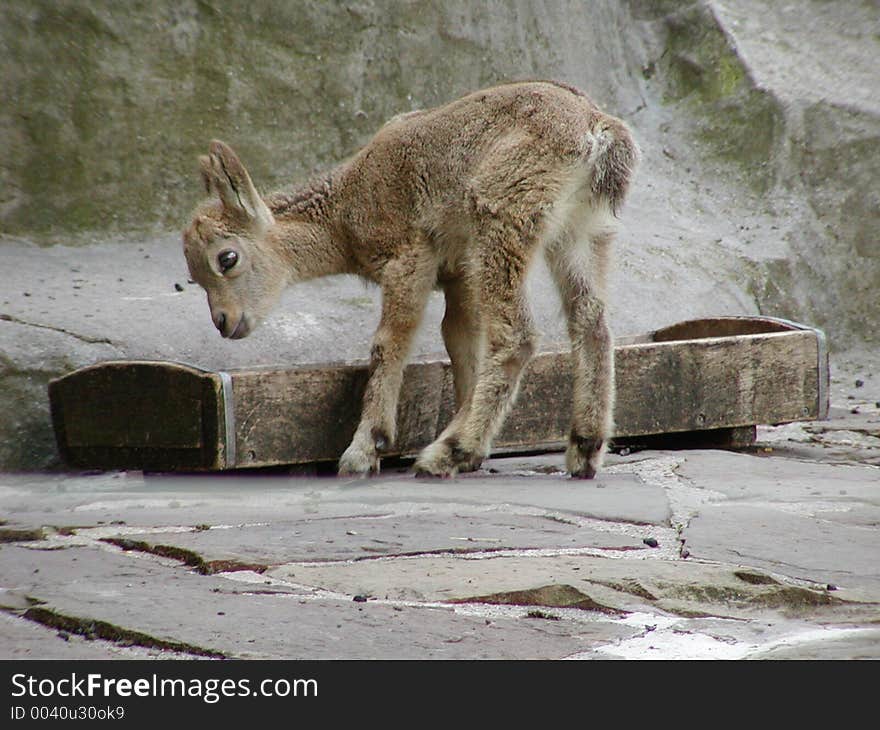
659,4,783,192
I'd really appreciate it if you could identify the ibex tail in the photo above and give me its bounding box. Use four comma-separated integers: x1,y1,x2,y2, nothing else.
586,118,639,215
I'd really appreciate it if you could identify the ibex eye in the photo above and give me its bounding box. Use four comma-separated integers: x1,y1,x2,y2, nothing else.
218,249,239,273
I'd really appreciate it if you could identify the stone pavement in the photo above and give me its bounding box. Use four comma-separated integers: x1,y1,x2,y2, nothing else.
1,370,878,660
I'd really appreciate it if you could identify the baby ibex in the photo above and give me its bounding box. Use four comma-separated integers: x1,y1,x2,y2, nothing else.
183,81,638,478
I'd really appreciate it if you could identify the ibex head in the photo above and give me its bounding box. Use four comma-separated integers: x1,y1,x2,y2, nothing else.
183,140,287,339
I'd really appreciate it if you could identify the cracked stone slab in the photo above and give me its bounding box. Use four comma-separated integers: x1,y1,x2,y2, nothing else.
264,549,880,658
574,615,880,661
673,450,880,593
0,544,637,659
683,503,880,595
95,510,644,566
744,628,880,660
3,446,879,659
266,550,879,623
0,611,210,661
757,407,880,467
675,450,880,510
0,611,130,660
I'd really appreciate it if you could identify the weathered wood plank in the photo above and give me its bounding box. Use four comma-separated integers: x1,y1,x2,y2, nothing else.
231,360,451,469
49,361,225,471
613,330,823,437
49,317,829,471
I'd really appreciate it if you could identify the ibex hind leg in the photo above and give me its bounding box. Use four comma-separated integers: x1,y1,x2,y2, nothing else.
415,230,537,477
545,209,616,479
420,276,483,475
441,276,480,412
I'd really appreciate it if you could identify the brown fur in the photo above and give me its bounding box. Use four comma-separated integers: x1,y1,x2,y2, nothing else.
183,81,639,478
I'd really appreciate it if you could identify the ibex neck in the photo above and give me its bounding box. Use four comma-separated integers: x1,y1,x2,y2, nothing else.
267,171,351,280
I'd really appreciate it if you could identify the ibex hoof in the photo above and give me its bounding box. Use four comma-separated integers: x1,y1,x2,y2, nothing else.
413,437,481,478
338,446,379,478
566,434,605,479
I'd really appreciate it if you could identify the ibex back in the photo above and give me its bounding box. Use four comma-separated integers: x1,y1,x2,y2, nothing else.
183,81,638,478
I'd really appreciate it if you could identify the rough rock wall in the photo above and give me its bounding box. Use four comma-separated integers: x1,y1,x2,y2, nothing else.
3,0,876,335
0,0,646,235
625,0,879,347
3,1,876,344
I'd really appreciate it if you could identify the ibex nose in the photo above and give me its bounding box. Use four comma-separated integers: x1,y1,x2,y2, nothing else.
215,313,227,335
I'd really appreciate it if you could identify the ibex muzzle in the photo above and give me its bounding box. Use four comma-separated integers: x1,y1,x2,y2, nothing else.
183,81,638,479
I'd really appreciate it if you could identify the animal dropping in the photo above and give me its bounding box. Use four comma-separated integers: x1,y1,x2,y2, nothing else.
183,81,639,478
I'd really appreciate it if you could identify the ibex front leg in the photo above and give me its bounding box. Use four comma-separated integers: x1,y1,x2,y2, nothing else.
338,248,435,477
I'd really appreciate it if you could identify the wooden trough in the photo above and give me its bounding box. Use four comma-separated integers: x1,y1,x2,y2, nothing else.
49,316,829,472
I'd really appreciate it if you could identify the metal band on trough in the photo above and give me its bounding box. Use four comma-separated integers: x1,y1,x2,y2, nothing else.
218,371,236,468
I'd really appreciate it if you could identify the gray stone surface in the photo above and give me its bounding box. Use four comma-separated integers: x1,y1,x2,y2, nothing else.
745,629,880,661
676,449,880,510
0,612,135,660
685,502,880,593
2,420,878,659
104,511,644,565
675,447,880,592
0,457,668,528
1,543,638,660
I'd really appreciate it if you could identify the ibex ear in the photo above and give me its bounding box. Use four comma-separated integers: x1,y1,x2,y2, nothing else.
199,140,274,228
